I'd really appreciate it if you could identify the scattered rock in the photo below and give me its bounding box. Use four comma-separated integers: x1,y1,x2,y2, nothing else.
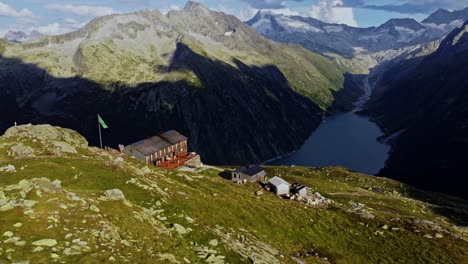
3,231,14,237
172,223,189,235
12,261,30,264
63,247,82,256
209,239,218,247
374,231,384,236
423,234,433,239
0,203,15,212
0,164,16,172
102,189,125,201
5,237,21,243
51,141,77,154
33,246,44,252
348,202,375,219
255,191,264,196
32,239,57,247
185,216,195,223
7,143,35,157
15,240,26,246
107,157,125,168
89,205,100,212
139,166,152,174
435,233,443,238
158,253,180,263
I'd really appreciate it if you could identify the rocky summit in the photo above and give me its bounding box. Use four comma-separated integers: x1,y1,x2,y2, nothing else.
0,124,467,263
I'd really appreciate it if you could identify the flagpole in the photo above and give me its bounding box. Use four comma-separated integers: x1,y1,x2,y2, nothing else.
98,114,103,149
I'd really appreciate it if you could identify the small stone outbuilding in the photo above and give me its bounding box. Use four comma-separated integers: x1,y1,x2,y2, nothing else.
232,165,266,182
291,183,308,198
267,176,290,195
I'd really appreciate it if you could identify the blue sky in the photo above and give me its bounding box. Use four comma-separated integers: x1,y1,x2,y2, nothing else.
0,0,466,36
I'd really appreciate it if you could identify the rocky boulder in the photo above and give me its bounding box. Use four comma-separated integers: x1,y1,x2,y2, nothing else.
3,124,88,148
102,189,125,201
32,238,57,247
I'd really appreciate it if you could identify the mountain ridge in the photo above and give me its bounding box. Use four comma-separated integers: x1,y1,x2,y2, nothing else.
3,30,45,43
246,7,468,64
422,7,468,25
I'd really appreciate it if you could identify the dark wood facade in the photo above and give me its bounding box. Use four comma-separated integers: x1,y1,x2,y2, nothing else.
123,130,188,166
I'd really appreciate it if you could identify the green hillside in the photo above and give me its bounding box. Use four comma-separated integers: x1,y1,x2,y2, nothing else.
0,124,467,264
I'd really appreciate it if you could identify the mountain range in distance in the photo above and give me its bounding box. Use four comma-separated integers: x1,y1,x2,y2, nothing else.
246,7,468,70
3,30,46,43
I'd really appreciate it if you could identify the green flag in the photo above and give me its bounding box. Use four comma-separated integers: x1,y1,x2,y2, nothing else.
98,115,109,129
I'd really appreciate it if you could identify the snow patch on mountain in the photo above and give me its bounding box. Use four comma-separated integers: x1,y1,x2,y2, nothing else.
276,16,323,33
246,8,467,62
324,26,343,33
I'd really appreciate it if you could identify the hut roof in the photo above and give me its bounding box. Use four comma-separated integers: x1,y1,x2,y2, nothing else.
160,130,188,145
128,136,172,156
268,176,290,187
234,165,265,176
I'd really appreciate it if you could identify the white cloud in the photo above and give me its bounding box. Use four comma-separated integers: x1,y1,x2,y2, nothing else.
35,18,87,35
238,7,302,21
64,18,79,24
36,23,63,35
265,8,302,16
238,7,259,21
46,4,121,17
0,1,36,18
0,28,8,37
309,0,358,26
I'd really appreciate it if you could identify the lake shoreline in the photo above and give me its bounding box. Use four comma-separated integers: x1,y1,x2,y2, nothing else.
267,77,391,175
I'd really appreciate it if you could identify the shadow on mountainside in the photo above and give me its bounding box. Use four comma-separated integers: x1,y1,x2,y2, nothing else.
0,43,327,165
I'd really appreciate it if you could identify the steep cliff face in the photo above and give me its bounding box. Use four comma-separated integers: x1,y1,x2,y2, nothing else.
366,22,468,199
0,2,357,165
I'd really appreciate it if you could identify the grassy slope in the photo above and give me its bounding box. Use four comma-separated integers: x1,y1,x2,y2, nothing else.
0,126,467,264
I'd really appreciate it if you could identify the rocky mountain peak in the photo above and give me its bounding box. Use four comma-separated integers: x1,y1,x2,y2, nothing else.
4,31,27,43
28,30,45,40
378,18,424,31
422,6,468,25
183,1,210,16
